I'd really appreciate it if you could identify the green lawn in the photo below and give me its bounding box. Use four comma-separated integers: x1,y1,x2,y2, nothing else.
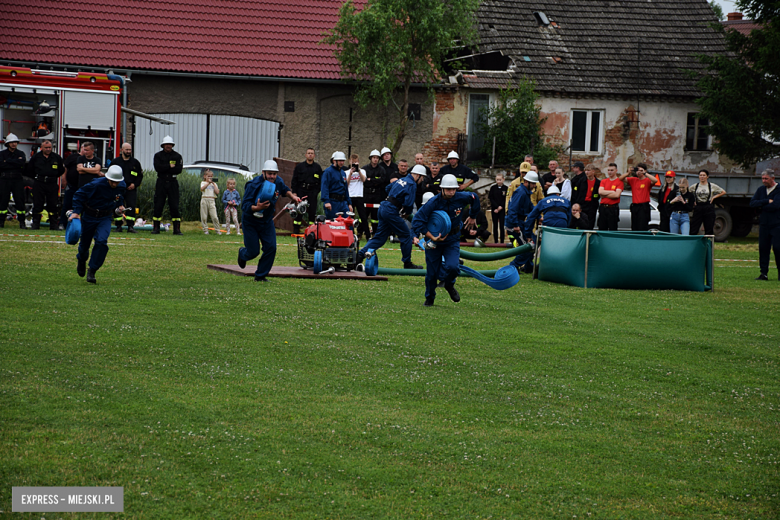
1,225,778,519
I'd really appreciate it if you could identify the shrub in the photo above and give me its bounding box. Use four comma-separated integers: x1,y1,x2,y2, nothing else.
136,171,249,221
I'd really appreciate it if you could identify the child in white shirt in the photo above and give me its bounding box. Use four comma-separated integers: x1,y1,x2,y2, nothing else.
200,170,222,235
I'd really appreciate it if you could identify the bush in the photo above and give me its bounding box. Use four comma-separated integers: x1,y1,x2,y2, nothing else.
136,171,249,222
478,79,563,167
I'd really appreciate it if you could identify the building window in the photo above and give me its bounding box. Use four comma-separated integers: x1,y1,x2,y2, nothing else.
570,110,602,154
686,113,711,151
467,94,491,159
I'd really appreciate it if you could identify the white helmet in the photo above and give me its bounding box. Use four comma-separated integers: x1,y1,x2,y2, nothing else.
447,151,459,160
421,192,435,205
369,149,381,158
262,159,279,172
161,135,175,147
523,171,539,184
380,147,392,156
410,164,427,176
332,151,347,162
106,165,124,182
440,174,459,189
546,185,560,195
4,133,19,144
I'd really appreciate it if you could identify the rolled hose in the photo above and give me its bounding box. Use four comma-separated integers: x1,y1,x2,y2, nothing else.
459,243,533,261
376,267,498,277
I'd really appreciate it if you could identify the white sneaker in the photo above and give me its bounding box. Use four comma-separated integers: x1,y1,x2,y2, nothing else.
204,231,209,235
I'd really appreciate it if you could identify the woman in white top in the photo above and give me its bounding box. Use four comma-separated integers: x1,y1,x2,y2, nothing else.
690,169,726,236
552,168,572,200
347,153,370,240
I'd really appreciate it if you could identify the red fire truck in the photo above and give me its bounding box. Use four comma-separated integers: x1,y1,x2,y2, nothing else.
0,67,123,165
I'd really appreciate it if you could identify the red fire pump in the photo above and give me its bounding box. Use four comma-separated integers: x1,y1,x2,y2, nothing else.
297,214,360,272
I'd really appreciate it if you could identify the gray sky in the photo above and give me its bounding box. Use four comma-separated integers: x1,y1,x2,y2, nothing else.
715,0,741,17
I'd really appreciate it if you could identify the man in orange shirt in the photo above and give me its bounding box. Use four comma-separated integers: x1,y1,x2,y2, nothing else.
597,163,623,231
619,163,659,231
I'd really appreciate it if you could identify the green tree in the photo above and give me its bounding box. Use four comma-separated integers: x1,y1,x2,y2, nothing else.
709,1,725,21
477,79,562,167
694,0,780,166
322,0,481,154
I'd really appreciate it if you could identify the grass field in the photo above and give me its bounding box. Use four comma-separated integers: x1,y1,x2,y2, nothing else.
1,224,778,519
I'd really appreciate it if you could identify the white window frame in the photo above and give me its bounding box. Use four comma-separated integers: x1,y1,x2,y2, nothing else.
570,109,604,155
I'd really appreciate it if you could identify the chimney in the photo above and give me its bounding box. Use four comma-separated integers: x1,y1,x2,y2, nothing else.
727,12,743,21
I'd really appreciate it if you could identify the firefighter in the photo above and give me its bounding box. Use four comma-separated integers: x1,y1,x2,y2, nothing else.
291,148,322,233
438,151,479,190
321,151,353,220
513,184,571,275
0,133,28,228
152,135,183,235
380,147,399,183
111,143,143,233
362,149,387,237
357,164,427,270
412,174,480,306
27,140,64,230
237,160,301,282
505,170,536,274
69,165,126,284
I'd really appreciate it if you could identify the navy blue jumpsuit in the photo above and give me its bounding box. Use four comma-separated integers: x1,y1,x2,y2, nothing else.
239,175,293,279
750,184,780,276
505,183,534,270
359,174,418,263
412,191,480,300
72,177,126,271
320,165,351,219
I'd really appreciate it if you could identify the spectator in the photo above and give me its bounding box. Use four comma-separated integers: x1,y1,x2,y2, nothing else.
597,163,623,231
222,177,242,235
541,159,558,196
569,161,587,208
347,153,369,240
668,177,694,235
619,162,659,231
27,140,63,230
152,135,183,235
439,151,479,190
200,169,222,235
581,163,600,230
749,169,779,281
110,142,143,233
413,153,433,209
569,203,590,230
690,169,726,236
290,148,322,233
657,170,679,233
551,168,572,200
76,142,102,187
488,174,508,243
380,147,399,183
428,162,443,195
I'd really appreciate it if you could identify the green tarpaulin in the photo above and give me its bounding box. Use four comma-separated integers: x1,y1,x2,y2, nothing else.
536,228,713,291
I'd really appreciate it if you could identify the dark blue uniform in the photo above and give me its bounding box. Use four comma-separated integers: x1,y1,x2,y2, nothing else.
320,165,351,219
239,175,292,280
750,184,780,277
412,191,480,300
360,174,418,263
72,177,126,272
523,195,571,236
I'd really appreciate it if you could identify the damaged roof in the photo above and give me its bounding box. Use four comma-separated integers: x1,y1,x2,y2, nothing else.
467,0,726,98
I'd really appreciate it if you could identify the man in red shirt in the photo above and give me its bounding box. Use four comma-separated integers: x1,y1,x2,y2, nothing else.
619,163,659,231
597,163,624,231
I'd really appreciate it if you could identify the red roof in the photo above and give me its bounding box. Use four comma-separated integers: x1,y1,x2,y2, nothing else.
0,0,364,80
721,19,762,37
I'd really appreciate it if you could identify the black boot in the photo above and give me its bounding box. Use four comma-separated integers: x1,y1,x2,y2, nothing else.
173,221,183,235
403,261,423,269
87,269,97,284
115,221,123,232
0,217,4,228
49,218,59,231
151,221,160,235
31,215,41,230
126,222,137,234
77,259,86,277
18,214,26,229
444,283,460,303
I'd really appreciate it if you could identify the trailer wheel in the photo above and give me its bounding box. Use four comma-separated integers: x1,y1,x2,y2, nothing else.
730,220,753,238
713,209,732,242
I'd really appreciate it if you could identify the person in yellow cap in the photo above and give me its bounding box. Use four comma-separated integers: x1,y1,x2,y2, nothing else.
505,162,543,210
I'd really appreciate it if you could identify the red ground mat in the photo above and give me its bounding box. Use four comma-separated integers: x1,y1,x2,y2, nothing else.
207,264,388,281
